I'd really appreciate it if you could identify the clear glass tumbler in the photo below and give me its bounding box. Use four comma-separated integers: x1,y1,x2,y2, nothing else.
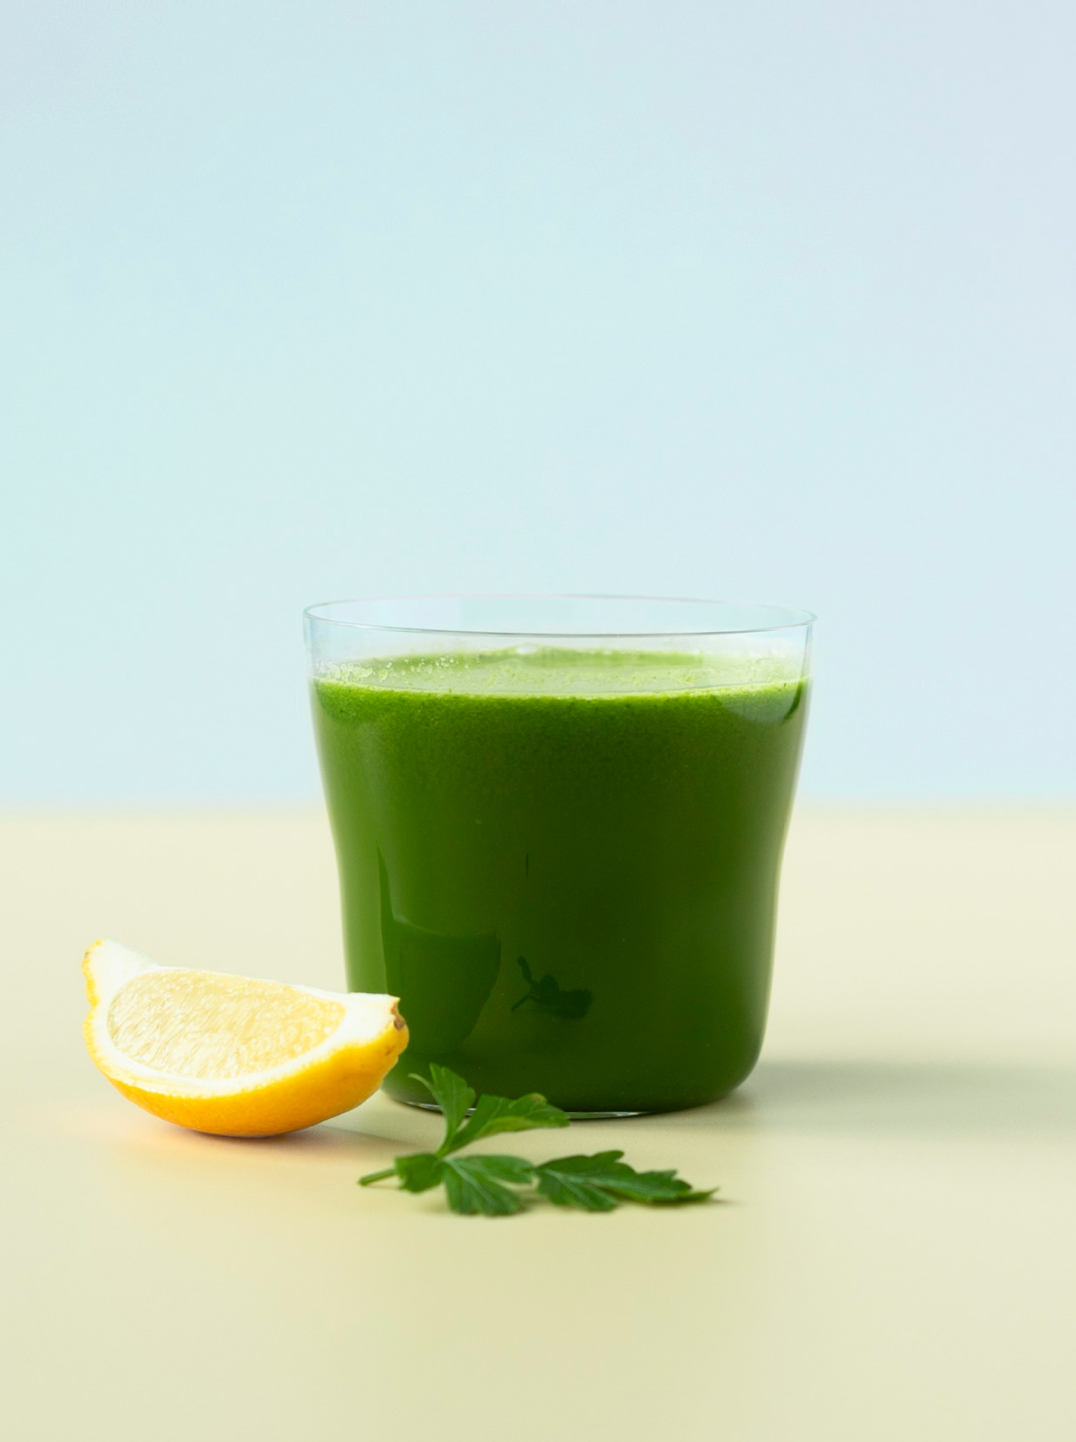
304,595,813,1114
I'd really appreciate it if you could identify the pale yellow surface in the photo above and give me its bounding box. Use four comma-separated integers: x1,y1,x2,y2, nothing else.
3,809,1075,1440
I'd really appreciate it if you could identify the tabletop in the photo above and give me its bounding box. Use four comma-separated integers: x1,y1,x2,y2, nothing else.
3,808,1074,1441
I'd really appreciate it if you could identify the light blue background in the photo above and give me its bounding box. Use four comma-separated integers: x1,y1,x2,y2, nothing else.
3,2,1073,804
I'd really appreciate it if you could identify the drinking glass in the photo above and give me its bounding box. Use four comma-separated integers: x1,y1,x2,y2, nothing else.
304,595,813,1114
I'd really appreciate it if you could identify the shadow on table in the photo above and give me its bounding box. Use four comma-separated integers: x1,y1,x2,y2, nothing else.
83,1058,1076,1160
651,1058,1076,1138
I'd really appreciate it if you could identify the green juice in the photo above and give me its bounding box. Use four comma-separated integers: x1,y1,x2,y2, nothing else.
311,647,808,1113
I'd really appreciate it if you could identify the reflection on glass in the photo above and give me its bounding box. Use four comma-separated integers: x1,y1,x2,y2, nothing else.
510,957,593,1020
378,855,501,1055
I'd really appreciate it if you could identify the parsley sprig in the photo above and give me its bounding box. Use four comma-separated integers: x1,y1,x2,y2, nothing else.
359,1064,716,1216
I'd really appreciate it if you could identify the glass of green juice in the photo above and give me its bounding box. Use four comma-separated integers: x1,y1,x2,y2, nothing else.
304,595,813,1115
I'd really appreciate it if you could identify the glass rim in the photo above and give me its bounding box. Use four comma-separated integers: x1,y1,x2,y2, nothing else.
303,594,816,640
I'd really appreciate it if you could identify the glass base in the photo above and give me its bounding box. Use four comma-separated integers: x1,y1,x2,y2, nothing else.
404,1099,645,1121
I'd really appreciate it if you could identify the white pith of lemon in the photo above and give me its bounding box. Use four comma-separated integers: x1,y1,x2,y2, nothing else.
82,939,408,1136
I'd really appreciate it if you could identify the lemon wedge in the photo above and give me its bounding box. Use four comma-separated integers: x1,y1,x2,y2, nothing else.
82,939,408,1136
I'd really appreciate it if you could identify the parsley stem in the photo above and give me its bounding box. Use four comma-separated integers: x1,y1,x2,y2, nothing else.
358,1167,397,1186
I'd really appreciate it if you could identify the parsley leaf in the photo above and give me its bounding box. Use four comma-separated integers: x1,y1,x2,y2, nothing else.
450,1090,569,1153
386,1153,537,1213
535,1151,717,1210
392,1153,444,1193
410,1064,476,1153
409,1063,569,1155
440,1155,536,1215
357,1067,715,1217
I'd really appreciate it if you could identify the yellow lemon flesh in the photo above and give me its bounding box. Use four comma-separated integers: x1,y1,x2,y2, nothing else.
82,939,408,1136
